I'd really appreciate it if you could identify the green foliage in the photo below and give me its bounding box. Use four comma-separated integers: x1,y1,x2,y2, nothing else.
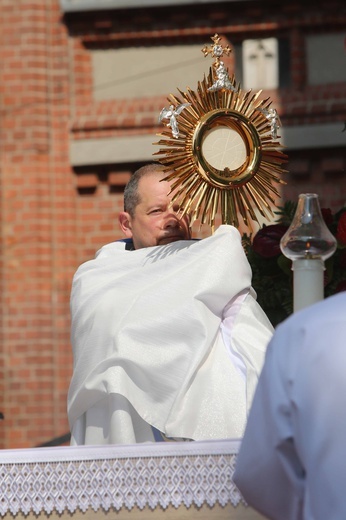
244,202,346,327
274,201,298,226
247,247,293,327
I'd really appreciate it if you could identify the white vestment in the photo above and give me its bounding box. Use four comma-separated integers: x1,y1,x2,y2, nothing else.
234,292,346,520
68,225,273,445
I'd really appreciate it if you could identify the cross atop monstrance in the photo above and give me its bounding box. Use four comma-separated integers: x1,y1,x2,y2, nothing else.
201,33,232,66
201,34,235,93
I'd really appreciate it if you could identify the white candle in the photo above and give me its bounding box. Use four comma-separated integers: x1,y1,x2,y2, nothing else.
292,258,325,312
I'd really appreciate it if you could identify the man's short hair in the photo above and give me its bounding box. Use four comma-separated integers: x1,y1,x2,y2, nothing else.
124,163,166,217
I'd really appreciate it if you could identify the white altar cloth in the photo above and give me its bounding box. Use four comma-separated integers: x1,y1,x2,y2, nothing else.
0,439,250,517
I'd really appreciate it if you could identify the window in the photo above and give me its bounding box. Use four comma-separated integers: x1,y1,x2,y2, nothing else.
234,37,290,90
307,33,346,85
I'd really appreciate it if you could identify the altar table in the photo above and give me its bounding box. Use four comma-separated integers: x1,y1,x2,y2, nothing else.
0,439,265,519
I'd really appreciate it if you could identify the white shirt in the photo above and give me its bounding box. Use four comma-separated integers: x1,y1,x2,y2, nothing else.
234,292,346,520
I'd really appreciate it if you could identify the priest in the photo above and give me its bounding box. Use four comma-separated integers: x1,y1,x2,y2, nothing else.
67,163,273,444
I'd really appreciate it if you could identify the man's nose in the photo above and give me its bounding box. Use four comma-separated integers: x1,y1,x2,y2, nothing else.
164,208,181,228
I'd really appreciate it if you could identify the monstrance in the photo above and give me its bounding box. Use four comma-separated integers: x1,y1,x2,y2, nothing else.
154,34,288,231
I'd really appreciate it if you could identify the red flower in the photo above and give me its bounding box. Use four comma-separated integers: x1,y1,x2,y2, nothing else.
321,208,333,226
336,212,346,245
252,224,289,258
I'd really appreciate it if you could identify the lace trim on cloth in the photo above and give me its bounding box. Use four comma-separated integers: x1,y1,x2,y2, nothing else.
0,439,244,516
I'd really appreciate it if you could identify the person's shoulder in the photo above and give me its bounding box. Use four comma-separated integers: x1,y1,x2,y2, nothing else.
277,292,346,336
298,292,345,322
95,239,132,257
117,238,134,251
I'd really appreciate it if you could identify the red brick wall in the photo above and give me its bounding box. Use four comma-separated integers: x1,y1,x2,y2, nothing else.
0,0,75,448
0,0,345,448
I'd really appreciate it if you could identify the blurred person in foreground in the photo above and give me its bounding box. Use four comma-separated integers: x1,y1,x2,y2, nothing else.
67,163,273,444
234,291,346,520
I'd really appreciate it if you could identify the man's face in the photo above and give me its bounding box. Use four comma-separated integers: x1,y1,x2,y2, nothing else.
119,173,191,249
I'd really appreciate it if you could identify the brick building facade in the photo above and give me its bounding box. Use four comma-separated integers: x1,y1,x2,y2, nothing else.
0,0,345,448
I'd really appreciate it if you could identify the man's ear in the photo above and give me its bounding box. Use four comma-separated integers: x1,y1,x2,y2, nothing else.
119,212,133,238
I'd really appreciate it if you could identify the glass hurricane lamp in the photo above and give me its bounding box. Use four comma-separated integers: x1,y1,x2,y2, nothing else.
280,193,337,312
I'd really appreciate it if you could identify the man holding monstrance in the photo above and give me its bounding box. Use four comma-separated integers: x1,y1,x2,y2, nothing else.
68,35,286,445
